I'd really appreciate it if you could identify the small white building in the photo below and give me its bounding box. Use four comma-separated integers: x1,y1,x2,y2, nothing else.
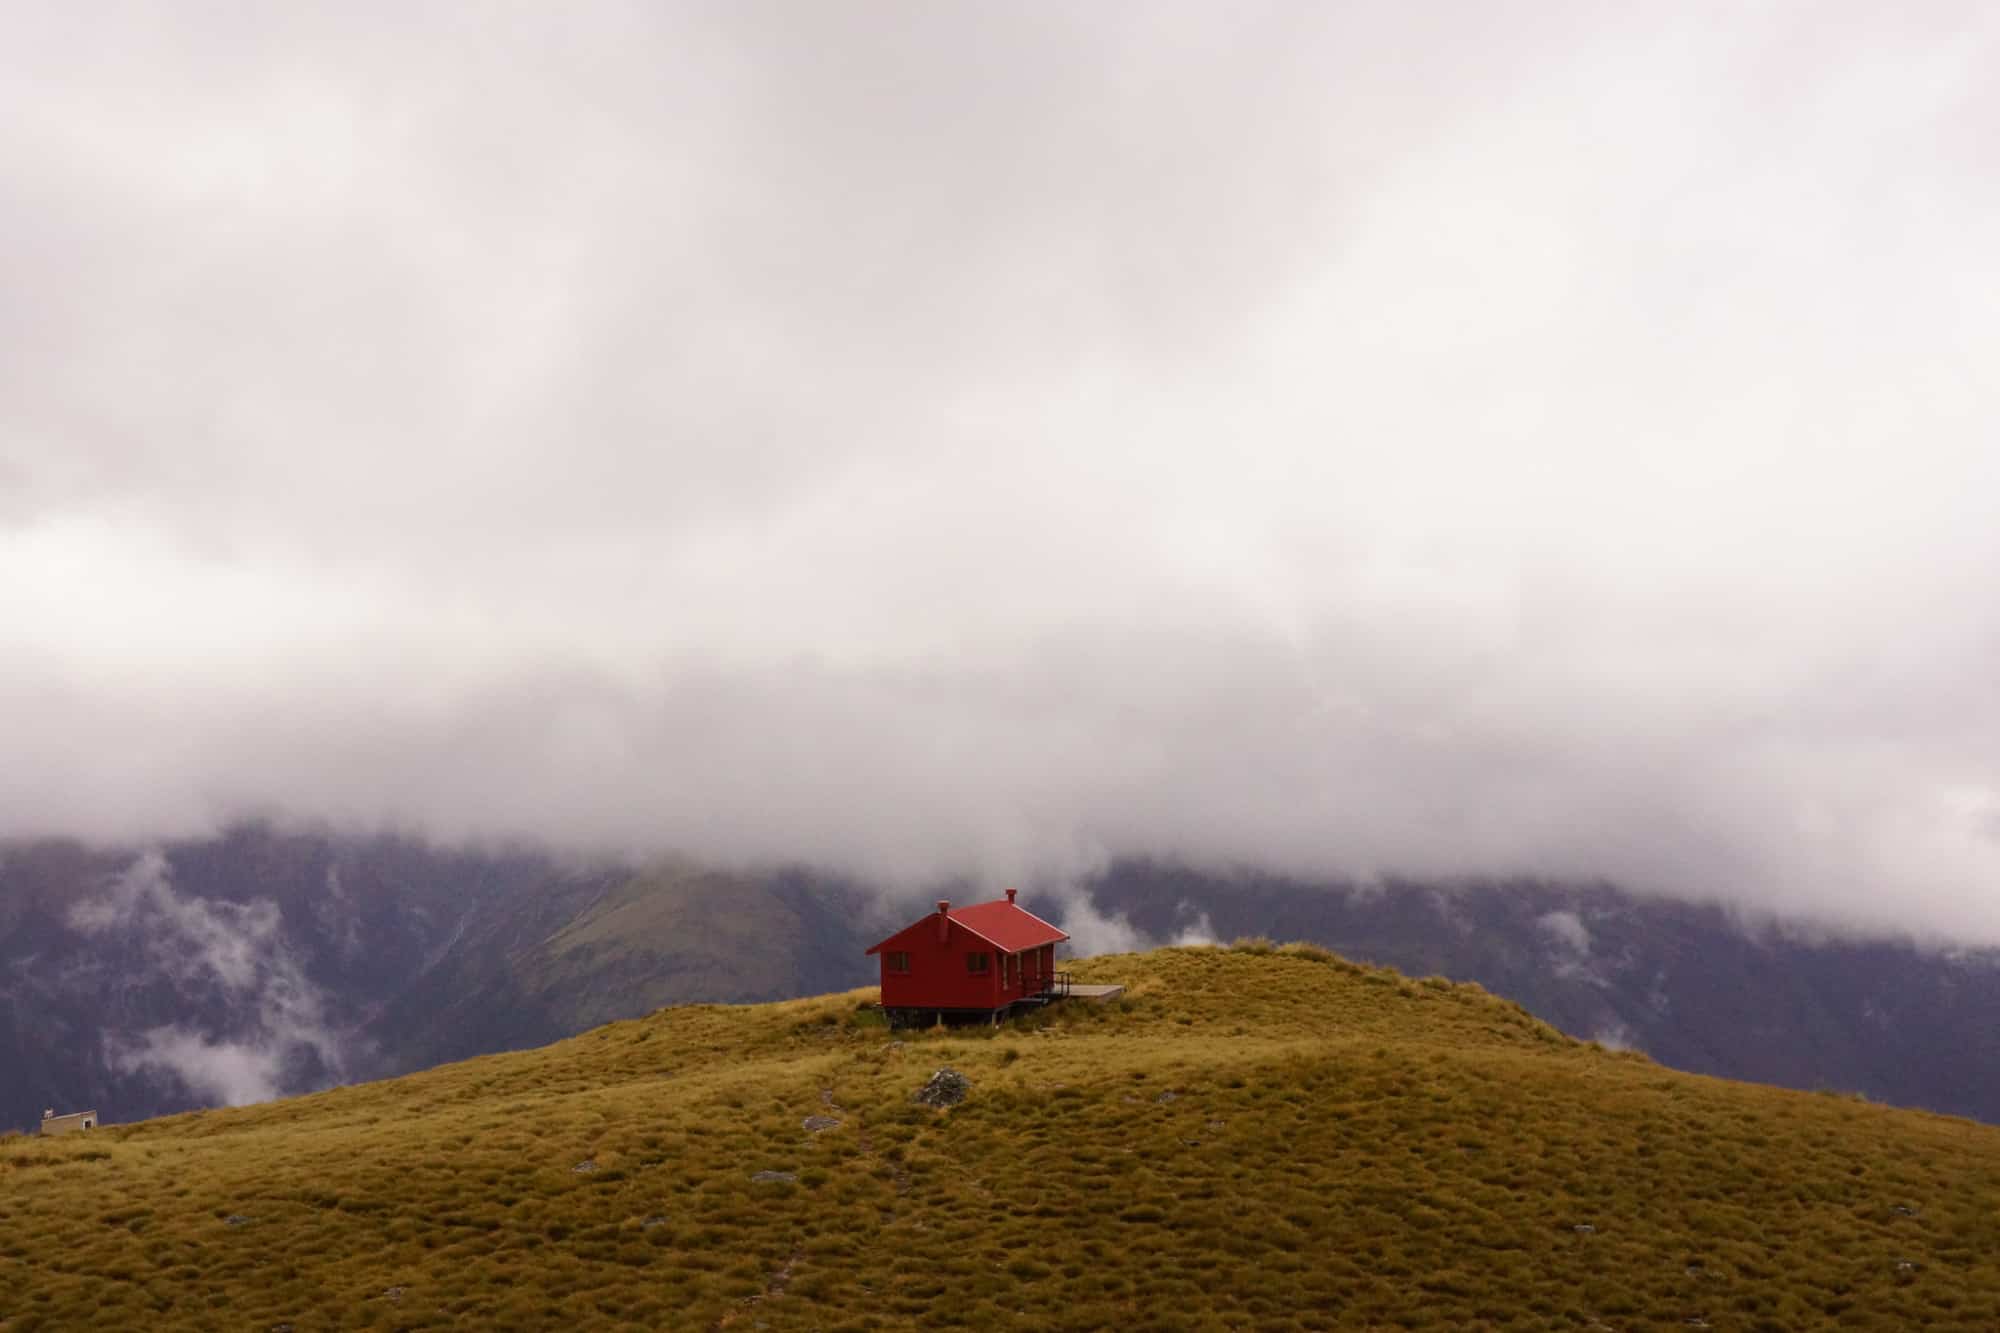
39,1109,100,1136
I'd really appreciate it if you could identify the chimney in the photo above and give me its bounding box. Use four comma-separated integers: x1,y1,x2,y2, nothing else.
936,900,951,943
1005,888,1018,904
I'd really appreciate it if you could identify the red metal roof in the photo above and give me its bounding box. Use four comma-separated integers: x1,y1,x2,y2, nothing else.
948,897,1068,952
867,894,1068,954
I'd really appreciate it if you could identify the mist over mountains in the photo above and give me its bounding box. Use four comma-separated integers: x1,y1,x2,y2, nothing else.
6,826,1996,1136
6,3,2000,951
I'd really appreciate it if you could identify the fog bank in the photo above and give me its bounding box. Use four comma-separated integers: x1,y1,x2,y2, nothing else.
4,3,1998,940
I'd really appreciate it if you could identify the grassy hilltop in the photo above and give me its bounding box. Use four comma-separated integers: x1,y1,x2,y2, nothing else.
3,945,1998,1329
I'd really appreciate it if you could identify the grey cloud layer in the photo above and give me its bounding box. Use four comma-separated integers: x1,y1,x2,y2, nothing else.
4,4,1998,939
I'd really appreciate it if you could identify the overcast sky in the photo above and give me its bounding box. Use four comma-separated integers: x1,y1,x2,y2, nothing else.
3,3,1997,939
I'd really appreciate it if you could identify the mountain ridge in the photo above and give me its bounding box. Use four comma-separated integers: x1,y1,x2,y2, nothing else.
5,828,1998,1135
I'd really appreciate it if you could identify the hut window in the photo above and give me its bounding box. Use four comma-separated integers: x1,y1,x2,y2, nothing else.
966,952,990,974
886,951,911,973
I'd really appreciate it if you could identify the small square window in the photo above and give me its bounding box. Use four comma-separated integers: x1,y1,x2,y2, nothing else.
886,952,911,973
966,952,990,974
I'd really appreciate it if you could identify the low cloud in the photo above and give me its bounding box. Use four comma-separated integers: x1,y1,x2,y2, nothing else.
1169,911,1219,949
1537,911,1593,958
1591,1022,1641,1054
1042,881,1214,958
106,1028,294,1108
1050,893,1149,961
5,5,1999,944
75,853,348,1107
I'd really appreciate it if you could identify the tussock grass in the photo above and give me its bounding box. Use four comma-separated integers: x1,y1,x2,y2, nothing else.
2,946,1997,1328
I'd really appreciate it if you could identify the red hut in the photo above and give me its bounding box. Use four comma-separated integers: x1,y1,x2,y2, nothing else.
867,889,1071,1028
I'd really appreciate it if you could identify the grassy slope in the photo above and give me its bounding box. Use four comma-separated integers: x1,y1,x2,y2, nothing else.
365,863,870,1076
3,944,1997,1330
528,865,816,1031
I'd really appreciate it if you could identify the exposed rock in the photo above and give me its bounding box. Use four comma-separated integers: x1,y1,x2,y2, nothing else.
802,1115,841,1133
1571,1224,1596,1234
751,1170,796,1184
224,1214,254,1227
642,1215,668,1230
571,1160,597,1174
914,1068,970,1107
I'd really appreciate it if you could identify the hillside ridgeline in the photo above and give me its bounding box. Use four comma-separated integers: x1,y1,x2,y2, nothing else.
12,828,1999,1134
3,945,1997,1329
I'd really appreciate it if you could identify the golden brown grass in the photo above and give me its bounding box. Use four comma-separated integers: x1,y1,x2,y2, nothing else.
3,944,1997,1329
